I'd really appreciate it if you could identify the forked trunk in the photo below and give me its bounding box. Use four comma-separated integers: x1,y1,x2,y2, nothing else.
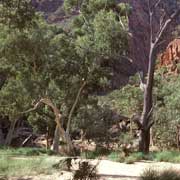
40,98,75,155
139,47,155,153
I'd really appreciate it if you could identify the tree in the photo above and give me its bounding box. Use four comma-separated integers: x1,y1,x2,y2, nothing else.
135,0,180,153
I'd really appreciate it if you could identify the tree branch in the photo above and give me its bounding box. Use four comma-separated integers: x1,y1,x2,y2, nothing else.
21,99,43,114
151,0,162,10
66,81,86,134
154,9,180,46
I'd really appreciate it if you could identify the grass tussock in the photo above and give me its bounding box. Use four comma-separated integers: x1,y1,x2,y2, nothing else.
140,169,180,180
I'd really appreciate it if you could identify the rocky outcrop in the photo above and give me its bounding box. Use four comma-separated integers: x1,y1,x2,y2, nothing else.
158,38,180,74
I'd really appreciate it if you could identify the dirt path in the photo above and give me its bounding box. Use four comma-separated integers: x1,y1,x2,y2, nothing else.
7,159,180,180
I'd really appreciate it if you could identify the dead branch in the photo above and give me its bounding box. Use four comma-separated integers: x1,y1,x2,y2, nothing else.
154,9,180,46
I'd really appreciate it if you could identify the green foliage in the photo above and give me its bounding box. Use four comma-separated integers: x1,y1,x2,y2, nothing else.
93,10,128,57
73,102,116,140
117,3,132,16
153,73,180,148
63,0,79,13
0,0,37,30
154,151,180,163
99,74,143,117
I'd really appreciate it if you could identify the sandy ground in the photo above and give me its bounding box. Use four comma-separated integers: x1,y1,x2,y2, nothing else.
6,160,180,180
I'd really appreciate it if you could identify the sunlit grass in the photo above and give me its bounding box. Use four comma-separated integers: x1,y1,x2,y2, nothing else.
0,156,60,177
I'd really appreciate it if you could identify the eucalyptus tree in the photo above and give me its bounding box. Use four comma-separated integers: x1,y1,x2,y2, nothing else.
134,0,180,153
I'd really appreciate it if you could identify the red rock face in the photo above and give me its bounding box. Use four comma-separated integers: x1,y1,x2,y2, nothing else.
158,39,180,74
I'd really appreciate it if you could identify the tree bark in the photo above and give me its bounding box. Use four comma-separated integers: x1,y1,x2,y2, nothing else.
0,123,5,145
5,119,17,146
40,98,75,155
52,125,60,153
139,47,155,154
66,81,86,134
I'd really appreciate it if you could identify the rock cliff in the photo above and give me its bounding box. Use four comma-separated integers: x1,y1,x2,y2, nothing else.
159,38,180,74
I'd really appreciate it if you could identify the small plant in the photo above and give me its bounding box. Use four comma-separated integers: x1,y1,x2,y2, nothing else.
140,169,159,180
73,161,98,180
